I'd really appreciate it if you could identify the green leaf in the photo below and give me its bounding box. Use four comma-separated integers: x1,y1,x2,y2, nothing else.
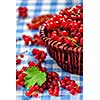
24,67,46,90
23,67,39,75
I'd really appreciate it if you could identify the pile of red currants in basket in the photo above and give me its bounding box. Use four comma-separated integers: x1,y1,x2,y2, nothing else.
45,5,83,47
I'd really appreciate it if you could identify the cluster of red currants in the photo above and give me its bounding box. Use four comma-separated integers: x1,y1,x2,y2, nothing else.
60,76,81,95
32,49,47,63
25,82,47,97
22,34,45,46
47,71,59,96
16,67,26,87
31,34,46,46
45,5,83,47
22,34,32,45
18,7,28,18
27,14,52,30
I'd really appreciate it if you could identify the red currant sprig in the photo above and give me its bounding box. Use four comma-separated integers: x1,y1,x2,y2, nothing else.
60,76,81,95
27,14,53,30
47,71,59,96
25,82,47,97
31,34,46,46
22,35,32,46
16,67,27,88
32,49,47,63
22,34,46,46
18,7,28,18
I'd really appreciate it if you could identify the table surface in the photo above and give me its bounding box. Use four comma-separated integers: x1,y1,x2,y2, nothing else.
16,0,83,100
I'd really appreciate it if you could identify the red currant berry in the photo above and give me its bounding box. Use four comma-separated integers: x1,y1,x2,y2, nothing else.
61,30,69,36
52,72,58,77
52,31,57,35
42,83,47,89
20,81,25,87
33,93,38,97
53,81,58,86
28,61,36,67
20,54,24,58
18,7,23,11
51,33,58,41
22,34,27,39
70,88,76,95
24,38,30,46
16,79,21,85
47,82,51,88
39,87,44,93
18,73,26,80
65,10,72,16
30,86,35,92
71,15,76,20
53,91,59,96
21,66,27,72
76,32,82,38
67,84,75,91
64,76,70,82
34,85,39,90
33,34,40,38
32,49,39,55
66,80,71,85
80,37,83,46
64,37,71,44
41,67,47,72
76,86,81,93
61,82,66,88
16,59,21,64
35,54,40,60
73,36,79,43
16,70,21,77
48,88,54,95
54,77,59,81
25,91,31,97
70,80,75,84
69,41,75,47
57,37,63,42
60,79,65,84
76,5,82,9
78,27,83,33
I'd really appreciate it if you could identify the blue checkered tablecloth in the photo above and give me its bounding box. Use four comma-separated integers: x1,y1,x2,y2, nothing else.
16,0,83,100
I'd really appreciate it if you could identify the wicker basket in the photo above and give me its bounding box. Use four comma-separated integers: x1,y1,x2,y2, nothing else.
40,24,83,75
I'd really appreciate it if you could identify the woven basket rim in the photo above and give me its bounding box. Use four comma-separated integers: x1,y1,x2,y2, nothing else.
40,24,83,52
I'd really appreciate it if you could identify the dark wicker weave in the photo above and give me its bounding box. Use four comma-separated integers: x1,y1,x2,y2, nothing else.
40,24,83,75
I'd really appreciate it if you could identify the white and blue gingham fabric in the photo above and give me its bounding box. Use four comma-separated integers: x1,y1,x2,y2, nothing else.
16,0,83,100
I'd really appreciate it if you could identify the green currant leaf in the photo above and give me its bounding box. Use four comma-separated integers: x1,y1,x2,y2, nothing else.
23,67,39,75
24,67,46,90
31,72,46,86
